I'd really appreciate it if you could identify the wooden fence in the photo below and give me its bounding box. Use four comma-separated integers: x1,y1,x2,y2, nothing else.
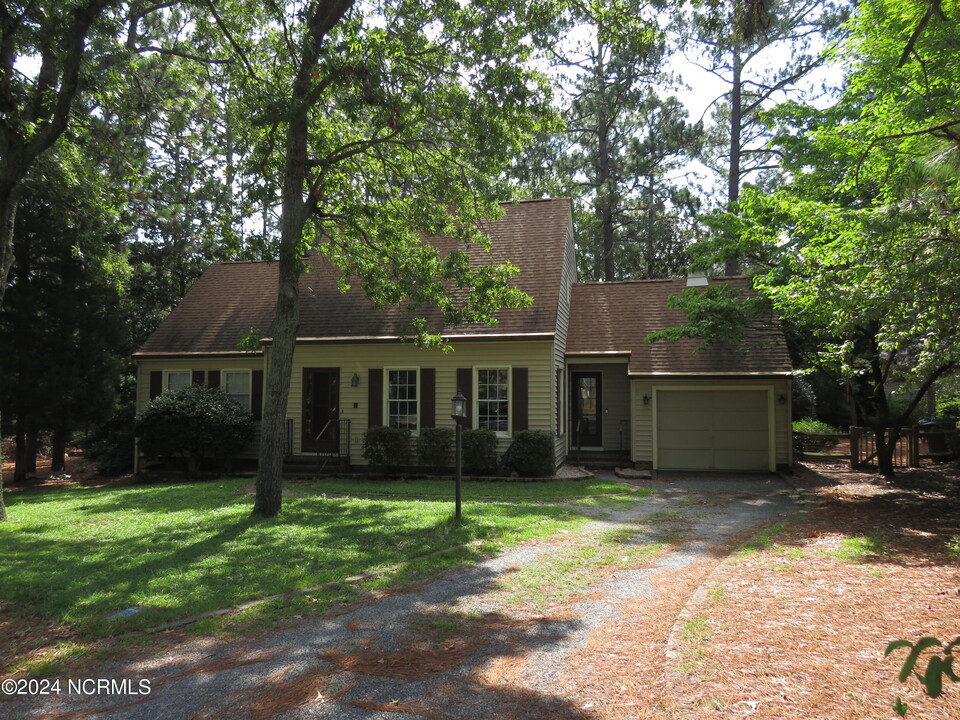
795,426,954,470
849,426,919,469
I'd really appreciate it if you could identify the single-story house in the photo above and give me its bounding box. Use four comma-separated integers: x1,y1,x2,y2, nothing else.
134,198,793,473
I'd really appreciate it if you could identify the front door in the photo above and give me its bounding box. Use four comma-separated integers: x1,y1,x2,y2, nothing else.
302,368,339,453
571,372,603,447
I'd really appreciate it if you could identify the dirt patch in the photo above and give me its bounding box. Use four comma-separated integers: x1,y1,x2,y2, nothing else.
1,452,131,491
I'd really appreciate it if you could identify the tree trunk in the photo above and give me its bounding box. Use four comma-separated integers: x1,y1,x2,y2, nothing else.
874,427,898,478
724,44,743,277
51,425,68,474
25,430,39,473
0,188,20,309
252,0,355,518
14,427,27,484
596,89,616,281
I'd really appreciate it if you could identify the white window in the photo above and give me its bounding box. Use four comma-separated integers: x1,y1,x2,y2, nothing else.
386,368,418,431
224,370,252,411
166,371,190,393
477,368,509,434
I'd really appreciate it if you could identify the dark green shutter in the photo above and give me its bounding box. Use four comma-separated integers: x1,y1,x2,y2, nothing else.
207,370,221,388
192,370,205,386
456,368,472,424
368,369,383,427
512,367,528,432
251,370,264,419
149,371,162,399
420,368,435,428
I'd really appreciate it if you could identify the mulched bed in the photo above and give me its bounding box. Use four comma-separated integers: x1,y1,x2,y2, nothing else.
660,461,960,720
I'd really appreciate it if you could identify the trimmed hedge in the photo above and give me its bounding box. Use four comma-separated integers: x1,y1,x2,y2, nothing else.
504,429,555,477
416,427,454,468
362,425,411,469
462,428,497,475
135,386,254,472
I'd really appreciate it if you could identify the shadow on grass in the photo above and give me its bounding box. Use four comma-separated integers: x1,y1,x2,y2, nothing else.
2,545,600,720
0,479,580,638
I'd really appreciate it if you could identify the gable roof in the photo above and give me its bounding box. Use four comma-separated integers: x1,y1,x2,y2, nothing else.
135,199,572,356
565,277,792,376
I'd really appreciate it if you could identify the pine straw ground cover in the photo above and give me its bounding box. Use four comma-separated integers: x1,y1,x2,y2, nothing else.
655,462,960,720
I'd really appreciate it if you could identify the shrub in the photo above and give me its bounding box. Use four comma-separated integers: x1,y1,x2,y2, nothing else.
792,418,844,457
135,386,255,473
503,429,556,478
362,425,411,469
416,427,454,468
83,402,136,476
792,418,842,434
462,428,497,475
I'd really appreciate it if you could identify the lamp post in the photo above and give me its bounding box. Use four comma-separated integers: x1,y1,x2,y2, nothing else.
451,389,467,522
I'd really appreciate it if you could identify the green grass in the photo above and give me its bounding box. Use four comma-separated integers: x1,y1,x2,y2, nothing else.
306,476,632,499
825,534,891,562
494,532,666,610
0,477,619,638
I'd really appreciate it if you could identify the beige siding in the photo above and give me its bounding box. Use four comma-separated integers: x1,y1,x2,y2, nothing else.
135,356,266,459
289,340,556,464
630,377,791,470
551,220,576,466
568,361,631,452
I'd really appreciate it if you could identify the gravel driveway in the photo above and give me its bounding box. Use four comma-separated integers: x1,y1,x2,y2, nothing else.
4,474,798,720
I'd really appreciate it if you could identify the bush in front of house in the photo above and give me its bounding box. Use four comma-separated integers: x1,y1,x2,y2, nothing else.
416,426,454,468
135,385,254,473
503,429,556,478
83,401,136,476
462,428,497,475
362,425,411,469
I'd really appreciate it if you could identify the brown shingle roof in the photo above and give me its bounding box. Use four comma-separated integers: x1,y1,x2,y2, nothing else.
566,277,792,376
135,199,571,356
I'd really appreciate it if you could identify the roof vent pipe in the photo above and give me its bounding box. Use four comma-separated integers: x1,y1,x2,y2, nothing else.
686,271,709,287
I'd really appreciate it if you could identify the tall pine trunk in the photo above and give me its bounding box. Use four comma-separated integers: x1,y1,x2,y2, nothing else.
724,45,743,277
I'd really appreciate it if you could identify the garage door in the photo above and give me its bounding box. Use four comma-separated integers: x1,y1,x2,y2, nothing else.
656,389,771,471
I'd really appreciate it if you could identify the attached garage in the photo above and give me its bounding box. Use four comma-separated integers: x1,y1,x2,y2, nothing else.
654,388,774,472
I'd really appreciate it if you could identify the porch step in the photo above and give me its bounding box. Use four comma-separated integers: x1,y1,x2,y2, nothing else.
565,452,632,471
282,455,350,477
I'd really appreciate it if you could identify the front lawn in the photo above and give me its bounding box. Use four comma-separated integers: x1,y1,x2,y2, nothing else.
0,476,633,639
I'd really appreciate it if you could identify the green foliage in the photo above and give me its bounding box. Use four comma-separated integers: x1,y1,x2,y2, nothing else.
82,403,136,476
886,636,960,715
416,427,454,468
792,418,842,434
503,429,556,478
947,536,960,564
644,284,767,349
135,386,255,472
361,426,411,469
462,428,498,476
